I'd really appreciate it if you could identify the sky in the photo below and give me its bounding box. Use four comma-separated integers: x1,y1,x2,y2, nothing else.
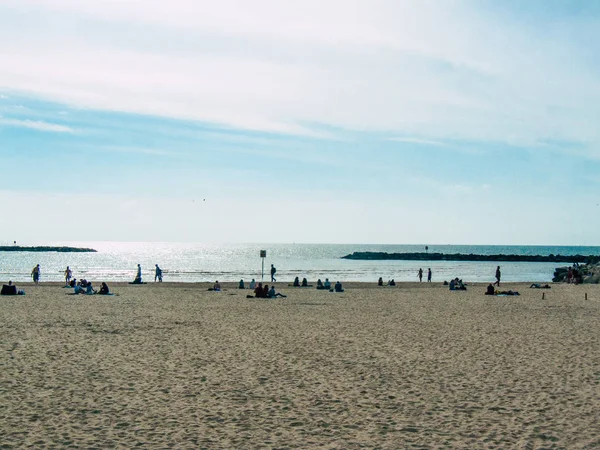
1,0,599,245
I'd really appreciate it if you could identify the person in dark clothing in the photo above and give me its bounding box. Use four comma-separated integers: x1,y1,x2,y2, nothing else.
99,282,110,295
485,284,495,295
494,266,501,286
270,264,277,282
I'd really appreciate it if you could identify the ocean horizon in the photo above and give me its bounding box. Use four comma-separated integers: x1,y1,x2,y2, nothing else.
1,242,599,284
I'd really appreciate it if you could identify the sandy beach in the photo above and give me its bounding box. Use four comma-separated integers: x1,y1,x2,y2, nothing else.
2,281,599,449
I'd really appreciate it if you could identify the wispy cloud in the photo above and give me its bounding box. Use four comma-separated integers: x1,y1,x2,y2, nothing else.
388,137,447,146
0,1,598,157
0,117,74,133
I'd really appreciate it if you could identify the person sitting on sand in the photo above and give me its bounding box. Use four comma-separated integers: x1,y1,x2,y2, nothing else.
458,279,467,291
334,281,344,292
249,279,256,290
324,278,331,289
449,279,456,291
317,279,328,290
213,281,221,291
254,282,263,298
485,284,495,295
74,281,85,294
1,281,24,296
69,278,77,287
239,279,245,289
85,282,96,295
388,279,396,286
262,284,270,298
268,286,287,298
98,282,110,295
293,276,300,287
301,278,308,287
378,277,383,286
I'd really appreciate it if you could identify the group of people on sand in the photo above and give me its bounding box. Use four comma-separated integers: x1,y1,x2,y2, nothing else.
72,280,110,295
316,278,344,292
486,283,520,296
449,278,467,291
378,278,396,286
251,282,286,298
293,276,310,287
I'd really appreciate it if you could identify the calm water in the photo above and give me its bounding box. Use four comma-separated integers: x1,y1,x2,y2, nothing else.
1,242,598,284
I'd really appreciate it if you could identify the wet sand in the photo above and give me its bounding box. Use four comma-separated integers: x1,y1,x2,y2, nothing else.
2,282,600,448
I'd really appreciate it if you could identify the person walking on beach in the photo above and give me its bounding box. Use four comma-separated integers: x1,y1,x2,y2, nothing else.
64,266,72,285
155,264,163,282
270,264,277,282
418,268,423,282
31,264,40,284
427,268,432,282
132,264,143,284
494,266,501,286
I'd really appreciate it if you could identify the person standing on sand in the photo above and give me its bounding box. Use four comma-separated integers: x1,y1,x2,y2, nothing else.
494,266,501,286
133,264,143,284
31,264,40,284
427,268,432,282
155,264,163,282
418,268,423,282
65,266,72,285
270,264,277,282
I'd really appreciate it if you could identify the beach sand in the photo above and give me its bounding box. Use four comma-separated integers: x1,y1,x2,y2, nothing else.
2,282,600,448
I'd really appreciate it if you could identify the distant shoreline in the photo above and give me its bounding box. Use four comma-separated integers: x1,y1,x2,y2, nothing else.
342,252,600,264
0,246,97,253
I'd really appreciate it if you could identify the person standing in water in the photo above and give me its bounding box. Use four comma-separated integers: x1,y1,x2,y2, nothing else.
418,268,423,282
31,264,41,284
494,266,501,286
65,266,73,285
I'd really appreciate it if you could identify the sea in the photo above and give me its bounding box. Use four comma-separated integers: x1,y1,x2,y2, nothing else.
1,242,599,284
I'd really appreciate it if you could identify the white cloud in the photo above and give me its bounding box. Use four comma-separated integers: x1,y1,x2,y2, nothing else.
388,137,447,146
0,0,598,155
0,117,74,133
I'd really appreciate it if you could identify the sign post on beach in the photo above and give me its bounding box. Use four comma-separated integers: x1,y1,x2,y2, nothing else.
260,250,267,280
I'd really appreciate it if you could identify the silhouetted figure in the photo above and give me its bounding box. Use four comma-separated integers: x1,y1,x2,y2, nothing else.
494,266,501,286
418,268,423,282
271,264,277,282
31,264,40,284
99,282,110,295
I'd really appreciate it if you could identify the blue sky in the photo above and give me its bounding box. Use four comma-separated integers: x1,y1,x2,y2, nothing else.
0,0,599,244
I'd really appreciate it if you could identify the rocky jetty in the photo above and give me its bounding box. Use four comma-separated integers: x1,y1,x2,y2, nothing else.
0,246,97,253
342,252,600,264
553,263,600,284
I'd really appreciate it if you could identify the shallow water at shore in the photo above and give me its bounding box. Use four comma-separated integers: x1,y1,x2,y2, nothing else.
1,242,598,283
